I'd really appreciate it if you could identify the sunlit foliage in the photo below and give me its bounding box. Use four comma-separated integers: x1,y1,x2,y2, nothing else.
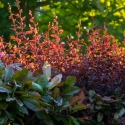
1,0,125,41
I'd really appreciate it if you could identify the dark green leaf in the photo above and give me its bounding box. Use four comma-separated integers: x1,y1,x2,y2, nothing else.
11,68,28,82
41,96,52,103
32,82,43,93
0,92,8,99
69,116,80,125
64,76,76,88
36,111,54,125
16,103,28,115
4,66,14,82
5,110,17,120
16,99,23,106
61,86,80,95
0,118,4,124
23,98,41,111
39,100,53,108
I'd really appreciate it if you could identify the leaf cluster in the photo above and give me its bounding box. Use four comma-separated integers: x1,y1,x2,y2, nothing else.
83,90,125,125
79,26,125,96
0,63,87,125
0,0,84,79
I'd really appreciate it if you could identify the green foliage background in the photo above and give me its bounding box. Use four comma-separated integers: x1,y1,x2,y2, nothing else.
1,0,125,41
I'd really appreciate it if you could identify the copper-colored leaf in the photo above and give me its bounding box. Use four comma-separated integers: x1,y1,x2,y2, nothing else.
78,90,85,104
70,96,81,105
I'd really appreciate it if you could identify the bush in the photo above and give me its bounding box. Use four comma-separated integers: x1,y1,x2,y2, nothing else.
0,0,84,80
0,62,89,125
79,26,125,96
85,90,125,125
0,0,125,124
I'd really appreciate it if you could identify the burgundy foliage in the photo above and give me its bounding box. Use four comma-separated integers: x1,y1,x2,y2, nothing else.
80,26,125,95
0,0,125,95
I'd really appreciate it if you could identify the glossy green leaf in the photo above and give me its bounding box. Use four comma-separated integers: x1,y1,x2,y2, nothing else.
58,102,70,111
23,98,41,111
16,99,23,107
42,96,52,104
36,75,49,93
5,110,17,120
55,96,63,106
32,82,43,93
0,62,4,70
64,76,76,88
0,118,4,124
4,66,14,82
69,116,80,125
37,111,54,125
16,103,28,115
61,86,80,95
37,75,48,85
11,68,28,82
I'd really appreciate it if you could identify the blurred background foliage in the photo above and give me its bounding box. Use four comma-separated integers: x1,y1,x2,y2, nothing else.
1,0,125,42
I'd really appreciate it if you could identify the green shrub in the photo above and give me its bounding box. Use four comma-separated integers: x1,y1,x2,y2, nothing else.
0,62,89,125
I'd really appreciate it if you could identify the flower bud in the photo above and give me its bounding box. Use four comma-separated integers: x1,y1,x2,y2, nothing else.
42,61,51,80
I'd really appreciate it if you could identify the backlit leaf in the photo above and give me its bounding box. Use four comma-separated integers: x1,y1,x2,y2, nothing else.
70,96,80,105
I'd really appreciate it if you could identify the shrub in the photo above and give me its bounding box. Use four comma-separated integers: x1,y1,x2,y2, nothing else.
79,26,125,96
0,0,125,124
0,0,84,79
0,62,88,125
85,90,125,125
